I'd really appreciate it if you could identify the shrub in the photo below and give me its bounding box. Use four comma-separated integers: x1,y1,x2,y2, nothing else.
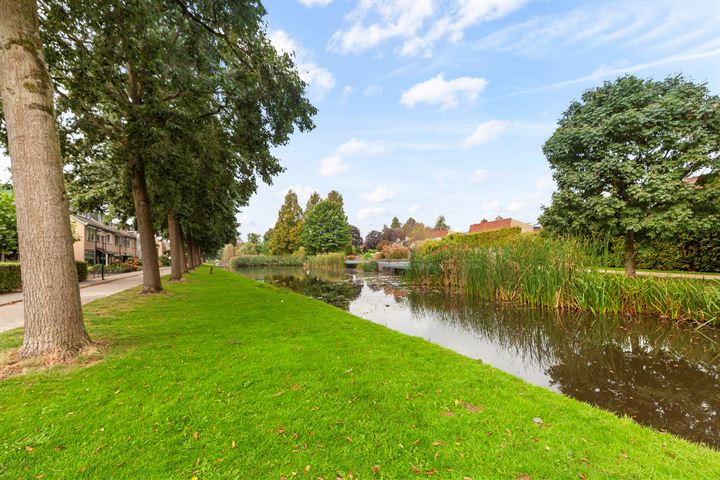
357,260,378,272
75,261,88,281
380,244,410,259
159,253,171,267
230,255,304,268
0,262,21,292
416,227,522,256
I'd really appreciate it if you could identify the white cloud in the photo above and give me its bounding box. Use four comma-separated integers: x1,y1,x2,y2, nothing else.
269,30,335,100
401,74,488,109
508,200,528,212
360,187,396,203
470,169,490,184
408,204,419,214
358,206,386,220
336,138,386,156
340,85,354,103
401,0,526,57
462,120,510,148
317,155,350,177
328,0,434,54
328,0,524,57
299,0,332,7
363,84,383,96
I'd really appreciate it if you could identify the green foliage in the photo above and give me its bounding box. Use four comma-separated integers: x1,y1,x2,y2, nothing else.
0,189,17,258
350,225,363,249
540,75,720,271
270,191,304,255
416,227,522,255
305,191,322,212
356,260,378,272
0,261,87,290
230,255,303,268
0,262,21,292
159,253,171,267
379,244,410,259
307,252,346,270
604,232,720,273
434,215,450,230
409,236,719,324
390,216,401,229
301,200,351,255
0,267,717,478
75,261,88,282
326,190,344,208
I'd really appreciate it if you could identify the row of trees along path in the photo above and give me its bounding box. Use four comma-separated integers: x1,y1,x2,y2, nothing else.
0,0,315,358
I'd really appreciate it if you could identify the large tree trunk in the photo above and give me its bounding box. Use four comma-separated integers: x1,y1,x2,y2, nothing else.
193,244,201,267
131,162,163,293
177,222,189,274
624,230,637,277
0,0,89,358
167,209,183,281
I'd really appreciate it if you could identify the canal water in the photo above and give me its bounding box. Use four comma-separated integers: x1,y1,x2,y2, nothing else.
233,266,720,448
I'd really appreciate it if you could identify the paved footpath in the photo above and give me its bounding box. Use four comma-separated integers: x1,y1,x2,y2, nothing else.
0,267,171,333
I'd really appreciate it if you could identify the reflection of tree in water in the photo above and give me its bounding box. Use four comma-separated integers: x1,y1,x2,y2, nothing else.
407,292,720,448
245,267,363,310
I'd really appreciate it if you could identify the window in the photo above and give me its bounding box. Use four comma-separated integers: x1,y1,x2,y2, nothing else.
87,227,96,241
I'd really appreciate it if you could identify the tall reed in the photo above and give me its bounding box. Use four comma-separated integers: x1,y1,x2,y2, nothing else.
230,255,304,268
407,235,720,325
307,252,346,270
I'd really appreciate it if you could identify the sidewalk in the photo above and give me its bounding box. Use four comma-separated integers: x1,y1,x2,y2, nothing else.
597,269,720,281
0,267,171,333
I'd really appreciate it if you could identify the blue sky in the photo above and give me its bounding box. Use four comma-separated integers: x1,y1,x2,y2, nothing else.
2,0,719,239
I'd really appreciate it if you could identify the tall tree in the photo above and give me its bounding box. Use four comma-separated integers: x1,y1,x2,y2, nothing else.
326,190,344,208
434,215,450,230
306,191,322,212
0,0,89,357
301,199,351,255
270,190,304,255
363,230,382,250
390,216,401,229
350,225,363,250
540,75,720,276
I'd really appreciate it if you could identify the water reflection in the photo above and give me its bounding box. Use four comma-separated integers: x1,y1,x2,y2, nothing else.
234,266,720,448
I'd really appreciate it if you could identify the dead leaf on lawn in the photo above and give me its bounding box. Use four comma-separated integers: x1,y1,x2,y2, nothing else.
517,475,533,480
193,432,199,440
431,441,445,446
372,465,381,474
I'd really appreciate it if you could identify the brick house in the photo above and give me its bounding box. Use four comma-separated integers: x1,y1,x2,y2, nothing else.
469,216,534,234
71,213,139,265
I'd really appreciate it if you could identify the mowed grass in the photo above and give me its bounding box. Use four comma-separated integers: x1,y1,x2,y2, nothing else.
0,267,718,479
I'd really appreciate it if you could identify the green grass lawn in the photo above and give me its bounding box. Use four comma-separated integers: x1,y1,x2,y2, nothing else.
1,267,718,479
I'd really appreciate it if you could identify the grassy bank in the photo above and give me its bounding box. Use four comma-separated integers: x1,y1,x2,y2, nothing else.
230,255,304,268
408,235,720,325
0,267,718,478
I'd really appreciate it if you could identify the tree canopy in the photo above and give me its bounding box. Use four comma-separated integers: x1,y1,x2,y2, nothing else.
539,75,720,275
302,199,351,255
269,190,304,255
434,215,450,230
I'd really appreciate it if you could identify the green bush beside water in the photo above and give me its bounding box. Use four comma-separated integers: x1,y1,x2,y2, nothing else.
417,227,522,255
230,255,304,268
0,261,88,291
408,236,720,325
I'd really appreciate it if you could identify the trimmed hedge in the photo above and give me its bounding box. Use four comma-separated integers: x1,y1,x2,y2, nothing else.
0,262,21,292
416,227,522,255
606,232,720,273
0,260,89,292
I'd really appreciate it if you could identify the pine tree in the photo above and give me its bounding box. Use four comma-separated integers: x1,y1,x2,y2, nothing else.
390,216,401,229
270,190,304,255
302,199,351,255
434,215,450,230
327,190,344,208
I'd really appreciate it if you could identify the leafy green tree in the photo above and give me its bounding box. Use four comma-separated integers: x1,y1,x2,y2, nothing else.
306,191,322,212
261,228,275,254
390,216,401,229
270,190,304,255
0,189,17,260
540,75,720,276
327,190,344,208
302,200,351,255
434,215,450,230
350,225,363,249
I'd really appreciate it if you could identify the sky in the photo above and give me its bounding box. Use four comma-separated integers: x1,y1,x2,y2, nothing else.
1,0,719,240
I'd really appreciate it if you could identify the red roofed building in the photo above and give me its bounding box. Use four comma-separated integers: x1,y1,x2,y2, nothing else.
427,228,449,239
469,216,534,234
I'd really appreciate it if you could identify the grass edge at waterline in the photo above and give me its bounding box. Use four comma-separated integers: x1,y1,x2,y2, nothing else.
0,266,718,478
230,255,304,267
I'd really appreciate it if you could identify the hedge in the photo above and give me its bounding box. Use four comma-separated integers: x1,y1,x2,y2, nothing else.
605,232,720,273
0,260,89,292
416,227,522,255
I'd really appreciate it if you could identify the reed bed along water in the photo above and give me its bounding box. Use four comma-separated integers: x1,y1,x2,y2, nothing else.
230,255,304,268
407,235,720,325
306,252,346,270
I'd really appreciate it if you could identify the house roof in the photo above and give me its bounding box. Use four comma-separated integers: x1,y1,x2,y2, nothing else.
427,228,449,239
469,217,513,233
72,214,137,239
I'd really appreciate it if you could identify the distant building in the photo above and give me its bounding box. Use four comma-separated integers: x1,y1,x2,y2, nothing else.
71,213,138,265
469,216,534,234
427,228,449,239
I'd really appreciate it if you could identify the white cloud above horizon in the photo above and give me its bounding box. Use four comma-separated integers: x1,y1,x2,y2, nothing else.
360,187,396,203
299,0,332,7
269,29,335,100
462,120,510,147
357,206,386,221
317,155,350,177
401,73,488,109
470,169,491,184
336,138,386,156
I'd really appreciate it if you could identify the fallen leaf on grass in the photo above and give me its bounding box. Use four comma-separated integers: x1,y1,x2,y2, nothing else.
231,441,236,448
411,465,421,474
25,446,33,452
345,436,353,443
372,465,381,474
304,465,311,473
456,400,483,413
432,441,444,446
517,475,533,480
442,410,454,417
291,384,301,391
193,432,199,440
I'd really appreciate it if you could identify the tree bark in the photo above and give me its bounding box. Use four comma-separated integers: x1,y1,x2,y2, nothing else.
195,244,202,267
624,230,637,277
177,222,189,274
167,209,182,281
131,162,163,292
0,0,89,358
